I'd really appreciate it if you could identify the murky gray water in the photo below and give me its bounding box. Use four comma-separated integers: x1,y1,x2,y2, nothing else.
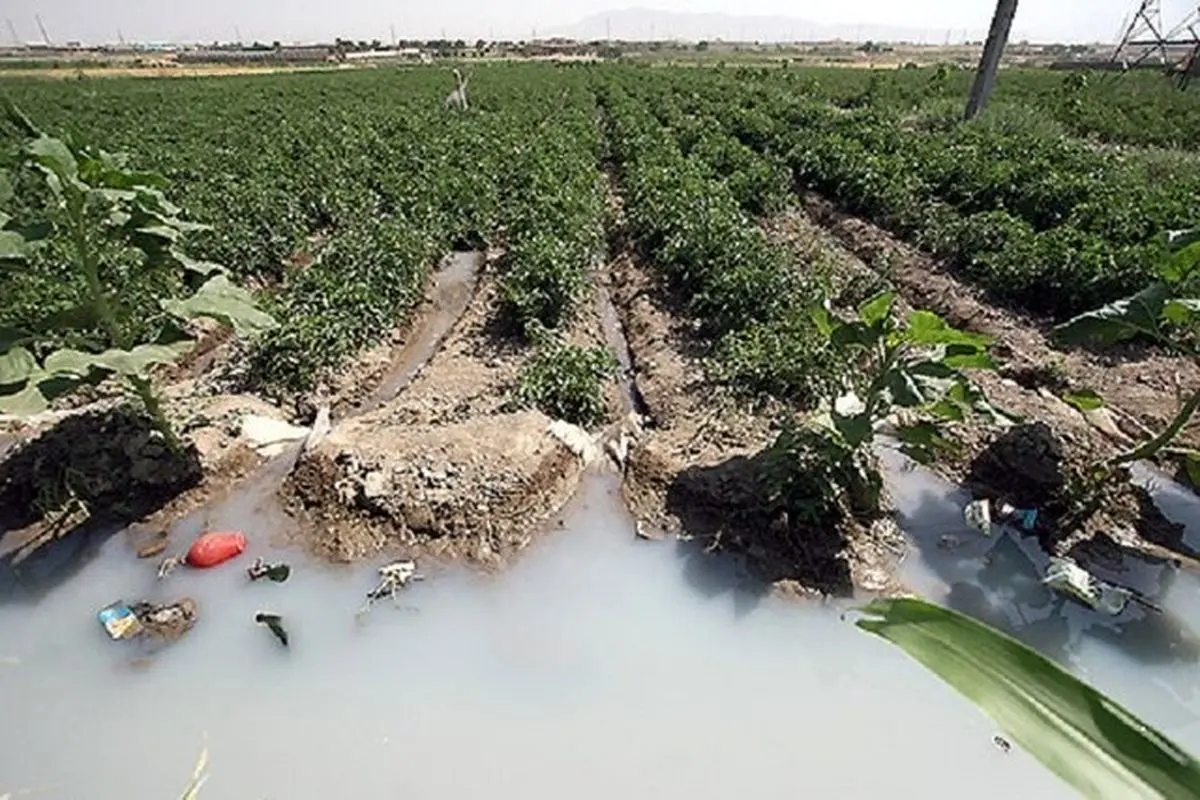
881,448,1200,752
3,450,1199,798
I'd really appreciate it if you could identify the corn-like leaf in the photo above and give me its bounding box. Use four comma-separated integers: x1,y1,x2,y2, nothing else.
857,598,1200,799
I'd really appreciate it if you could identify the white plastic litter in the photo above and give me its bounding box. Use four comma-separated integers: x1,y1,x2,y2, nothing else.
240,415,311,457
1044,557,1132,616
303,405,332,453
548,420,598,465
964,499,993,536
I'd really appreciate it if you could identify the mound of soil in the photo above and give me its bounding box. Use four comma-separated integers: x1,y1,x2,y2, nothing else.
282,410,587,566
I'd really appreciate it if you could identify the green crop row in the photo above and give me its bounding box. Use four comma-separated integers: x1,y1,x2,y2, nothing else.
598,79,837,404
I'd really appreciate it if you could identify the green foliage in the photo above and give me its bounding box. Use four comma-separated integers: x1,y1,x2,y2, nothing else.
0,109,274,444
1055,230,1200,468
765,292,1001,519
858,598,1200,799
515,333,614,428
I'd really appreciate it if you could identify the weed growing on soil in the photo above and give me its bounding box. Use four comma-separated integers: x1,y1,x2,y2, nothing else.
764,292,1003,521
0,106,274,448
514,330,614,428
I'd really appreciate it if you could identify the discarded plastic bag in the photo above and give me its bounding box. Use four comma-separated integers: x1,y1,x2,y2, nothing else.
963,499,1038,536
247,558,291,583
186,531,247,568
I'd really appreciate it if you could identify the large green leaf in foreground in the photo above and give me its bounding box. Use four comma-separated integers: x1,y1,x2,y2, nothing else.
857,598,1200,799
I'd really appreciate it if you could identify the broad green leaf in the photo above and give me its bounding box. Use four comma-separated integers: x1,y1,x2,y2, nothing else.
857,291,894,327
1054,283,1172,348
161,275,277,338
0,326,33,352
1163,299,1200,326
894,421,959,463
926,399,967,422
810,304,837,338
857,598,1200,799
0,210,9,228
906,311,991,348
0,381,50,415
942,343,996,370
1063,389,1105,413
832,409,872,449
28,135,79,182
171,248,227,277
2,100,41,137
0,230,27,261
1161,240,1200,284
0,346,38,388
1165,228,1200,253
43,341,193,379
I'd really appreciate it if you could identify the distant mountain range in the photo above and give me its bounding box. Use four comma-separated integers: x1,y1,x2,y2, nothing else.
550,8,992,44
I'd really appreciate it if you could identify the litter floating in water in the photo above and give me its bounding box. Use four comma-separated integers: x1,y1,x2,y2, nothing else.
359,559,425,615
963,500,992,535
99,599,198,641
186,531,247,568
247,558,291,583
157,555,185,581
963,499,1039,536
1042,557,1152,616
131,598,199,641
98,601,144,640
255,612,289,647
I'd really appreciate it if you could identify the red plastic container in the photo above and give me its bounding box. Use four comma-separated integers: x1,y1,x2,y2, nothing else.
185,531,247,568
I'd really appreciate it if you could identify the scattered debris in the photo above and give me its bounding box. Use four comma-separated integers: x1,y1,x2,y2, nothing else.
247,557,291,583
964,499,1038,536
99,601,145,640
938,534,962,550
186,531,247,568
964,499,992,535
101,598,198,642
993,734,1012,754
548,419,598,465
303,405,332,454
1043,557,1160,615
157,555,185,580
255,612,289,647
239,414,311,458
358,559,425,615
131,598,199,640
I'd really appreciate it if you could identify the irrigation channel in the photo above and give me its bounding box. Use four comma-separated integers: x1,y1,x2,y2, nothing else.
2,255,1200,798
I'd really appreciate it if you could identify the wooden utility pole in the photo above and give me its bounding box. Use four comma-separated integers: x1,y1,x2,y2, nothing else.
965,0,1019,120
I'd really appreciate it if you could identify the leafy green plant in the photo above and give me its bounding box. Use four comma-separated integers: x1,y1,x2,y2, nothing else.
0,107,275,450
858,598,1200,798
1055,228,1199,489
514,332,614,427
765,292,1002,521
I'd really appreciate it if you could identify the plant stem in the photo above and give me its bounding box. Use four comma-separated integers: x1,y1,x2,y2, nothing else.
69,205,181,451
1111,389,1200,467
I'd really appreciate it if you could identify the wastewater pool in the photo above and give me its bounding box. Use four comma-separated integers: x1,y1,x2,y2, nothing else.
1,458,1198,798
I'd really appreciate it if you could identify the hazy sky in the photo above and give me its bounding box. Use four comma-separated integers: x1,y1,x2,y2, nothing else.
3,0,1191,45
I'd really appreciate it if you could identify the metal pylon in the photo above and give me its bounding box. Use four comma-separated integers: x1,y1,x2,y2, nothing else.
1112,0,1169,68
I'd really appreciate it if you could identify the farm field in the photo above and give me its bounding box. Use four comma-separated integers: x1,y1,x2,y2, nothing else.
2,60,1200,796
2,62,1198,587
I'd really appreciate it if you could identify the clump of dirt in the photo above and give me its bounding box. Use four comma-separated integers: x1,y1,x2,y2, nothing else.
282,410,587,566
609,248,902,597
963,422,1199,572
0,408,203,562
